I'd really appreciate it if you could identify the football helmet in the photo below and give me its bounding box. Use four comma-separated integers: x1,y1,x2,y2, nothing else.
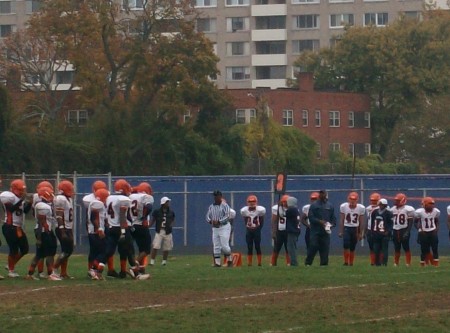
369,192,381,205
58,180,74,197
422,196,435,212
11,179,26,197
138,182,153,195
310,192,319,200
394,193,407,207
247,195,258,206
37,181,54,191
280,194,289,204
38,186,54,202
95,188,110,204
92,180,107,193
348,191,358,208
114,179,131,195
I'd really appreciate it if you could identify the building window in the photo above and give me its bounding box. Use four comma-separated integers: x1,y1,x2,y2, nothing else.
329,111,340,127
196,18,217,33
68,110,88,127
0,1,14,14
315,110,321,127
302,110,308,127
292,40,320,54
294,15,320,29
330,14,354,28
183,110,191,123
26,1,41,14
348,143,354,157
255,16,286,29
255,41,286,55
195,0,217,7
364,112,370,128
292,0,319,3
226,42,249,56
226,0,249,6
316,143,321,159
329,143,340,152
404,11,422,20
364,143,371,155
283,109,293,126
364,13,388,26
122,0,144,10
255,66,286,80
236,108,256,124
0,24,14,38
56,71,74,85
226,67,250,81
348,111,354,128
226,17,249,32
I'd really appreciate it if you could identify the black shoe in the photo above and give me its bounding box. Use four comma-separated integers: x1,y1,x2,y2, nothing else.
227,261,233,267
119,271,127,279
107,270,119,278
213,264,221,267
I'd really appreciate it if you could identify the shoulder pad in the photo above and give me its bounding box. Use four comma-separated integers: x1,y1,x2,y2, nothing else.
229,209,236,219
142,194,154,205
89,200,104,211
0,191,15,204
54,195,68,209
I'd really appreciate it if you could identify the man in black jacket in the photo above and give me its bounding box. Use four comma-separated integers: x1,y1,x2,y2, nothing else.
305,190,336,266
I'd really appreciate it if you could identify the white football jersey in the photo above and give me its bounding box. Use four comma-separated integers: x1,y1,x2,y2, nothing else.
229,208,236,220
87,199,106,234
447,205,450,216
129,192,154,226
34,201,54,232
340,202,366,227
415,207,440,232
82,193,96,209
391,205,415,230
106,194,131,228
0,191,26,227
241,205,266,230
365,204,378,230
54,194,74,229
272,204,287,231
302,204,311,226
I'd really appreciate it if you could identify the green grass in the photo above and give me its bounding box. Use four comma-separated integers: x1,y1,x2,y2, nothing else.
0,253,449,333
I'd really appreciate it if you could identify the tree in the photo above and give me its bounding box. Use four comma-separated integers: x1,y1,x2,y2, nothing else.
292,10,450,169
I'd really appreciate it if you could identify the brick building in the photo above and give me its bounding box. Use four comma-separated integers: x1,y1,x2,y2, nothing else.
226,72,371,158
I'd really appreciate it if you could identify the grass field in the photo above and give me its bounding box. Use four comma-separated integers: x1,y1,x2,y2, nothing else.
0,253,449,333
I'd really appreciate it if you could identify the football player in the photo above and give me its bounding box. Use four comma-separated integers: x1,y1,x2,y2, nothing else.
370,198,393,266
0,179,32,278
391,193,415,267
53,180,75,279
415,197,440,267
339,192,366,266
129,182,154,272
240,195,266,266
365,192,381,265
270,194,290,266
300,192,319,251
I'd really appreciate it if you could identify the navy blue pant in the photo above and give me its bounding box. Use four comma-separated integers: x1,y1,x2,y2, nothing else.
305,231,330,266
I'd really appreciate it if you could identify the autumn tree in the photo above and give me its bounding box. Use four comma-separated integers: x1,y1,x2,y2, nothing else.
292,10,450,170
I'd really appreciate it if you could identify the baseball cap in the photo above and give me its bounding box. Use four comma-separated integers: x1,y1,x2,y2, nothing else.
378,198,388,205
213,190,222,196
160,196,171,205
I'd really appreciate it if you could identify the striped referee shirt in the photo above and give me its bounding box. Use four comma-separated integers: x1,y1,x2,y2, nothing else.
206,202,230,225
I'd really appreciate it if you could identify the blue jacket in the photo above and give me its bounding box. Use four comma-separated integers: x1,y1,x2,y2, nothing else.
308,199,337,234
285,207,301,234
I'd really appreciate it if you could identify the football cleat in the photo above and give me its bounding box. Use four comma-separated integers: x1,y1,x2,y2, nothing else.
60,274,74,280
24,275,39,281
48,273,62,281
0,274,4,280
107,270,120,278
39,272,47,279
8,271,19,278
135,273,151,280
119,271,127,279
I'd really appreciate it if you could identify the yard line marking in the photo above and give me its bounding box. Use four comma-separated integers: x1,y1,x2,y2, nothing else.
7,281,405,321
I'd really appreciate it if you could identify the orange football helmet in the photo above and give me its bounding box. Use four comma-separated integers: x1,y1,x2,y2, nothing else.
310,192,319,200
280,194,289,203
369,192,381,205
11,179,26,197
95,188,110,204
422,196,435,212
114,179,131,195
394,193,407,207
38,186,54,202
37,180,54,191
58,180,74,197
138,182,153,195
92,180,107,193
247,195,258,206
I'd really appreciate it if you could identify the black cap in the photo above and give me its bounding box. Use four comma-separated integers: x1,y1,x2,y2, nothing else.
213,190,222,196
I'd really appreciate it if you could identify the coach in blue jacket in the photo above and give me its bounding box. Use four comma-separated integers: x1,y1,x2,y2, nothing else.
305,190,337,266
